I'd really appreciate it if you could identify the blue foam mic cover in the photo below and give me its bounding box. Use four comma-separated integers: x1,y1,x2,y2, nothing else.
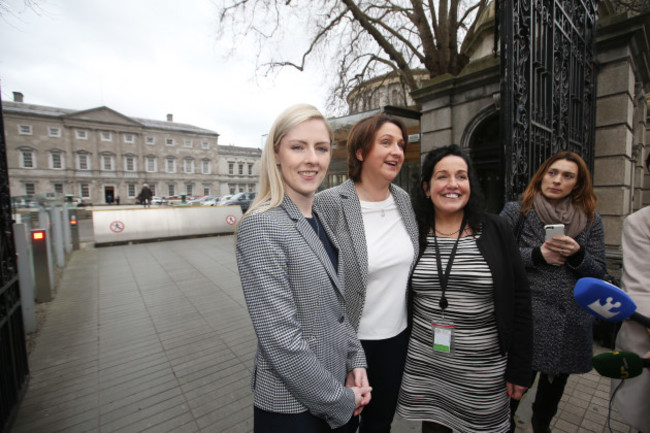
574,277,637,322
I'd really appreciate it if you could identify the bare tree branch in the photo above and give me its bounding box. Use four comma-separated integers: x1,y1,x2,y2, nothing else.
216,0,484,112
263,8,348,72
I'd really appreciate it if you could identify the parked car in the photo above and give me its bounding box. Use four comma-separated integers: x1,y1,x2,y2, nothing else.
11,196,38,209
151,196,168,205
200,196,221,206
222,191,256,213
73,197,91,207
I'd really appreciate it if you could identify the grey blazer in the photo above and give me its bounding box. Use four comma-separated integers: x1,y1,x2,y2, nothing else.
236,195,366,429
315,180,419,330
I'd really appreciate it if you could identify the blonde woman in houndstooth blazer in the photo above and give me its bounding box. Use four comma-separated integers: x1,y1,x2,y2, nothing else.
315,114,419,433
236,104,371,433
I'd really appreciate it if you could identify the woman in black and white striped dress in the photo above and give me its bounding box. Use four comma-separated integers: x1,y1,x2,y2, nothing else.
397,145,533,433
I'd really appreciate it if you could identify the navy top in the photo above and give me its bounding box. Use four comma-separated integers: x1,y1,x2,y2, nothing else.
306,215,338,274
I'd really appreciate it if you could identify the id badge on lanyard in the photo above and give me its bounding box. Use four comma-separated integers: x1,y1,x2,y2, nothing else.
432,320,455,353
431,216,465,356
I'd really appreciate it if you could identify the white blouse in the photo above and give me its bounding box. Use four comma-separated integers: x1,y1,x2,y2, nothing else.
357,194,414,340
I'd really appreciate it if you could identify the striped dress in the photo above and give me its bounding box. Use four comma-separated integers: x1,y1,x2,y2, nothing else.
397,234,510,432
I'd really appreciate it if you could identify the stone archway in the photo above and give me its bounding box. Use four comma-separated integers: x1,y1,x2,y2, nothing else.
465,110,503,214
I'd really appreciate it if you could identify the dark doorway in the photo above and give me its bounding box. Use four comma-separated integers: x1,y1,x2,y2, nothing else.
104,186,115,204
469,114,504,214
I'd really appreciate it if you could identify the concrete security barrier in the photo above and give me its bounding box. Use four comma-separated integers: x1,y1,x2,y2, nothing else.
92,206,243,245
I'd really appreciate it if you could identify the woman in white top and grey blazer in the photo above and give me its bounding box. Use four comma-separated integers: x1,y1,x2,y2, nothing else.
236,104,371,433
315,113,419,433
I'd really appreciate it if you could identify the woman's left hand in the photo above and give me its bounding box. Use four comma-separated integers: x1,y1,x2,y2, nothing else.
346,368,371,415
545,235,581,259
506,382,528,400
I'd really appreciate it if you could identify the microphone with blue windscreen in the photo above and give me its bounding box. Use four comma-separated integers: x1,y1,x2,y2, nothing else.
574,277,650,328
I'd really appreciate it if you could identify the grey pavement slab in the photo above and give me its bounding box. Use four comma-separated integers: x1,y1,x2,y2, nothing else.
11,235,637,433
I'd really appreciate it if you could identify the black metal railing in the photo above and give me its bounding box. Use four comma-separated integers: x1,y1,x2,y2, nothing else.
500,0,598,200
0,277,29,433
0,87,30,433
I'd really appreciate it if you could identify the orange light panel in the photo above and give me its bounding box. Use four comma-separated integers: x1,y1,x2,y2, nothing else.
33,232,44,240
70,220,77,225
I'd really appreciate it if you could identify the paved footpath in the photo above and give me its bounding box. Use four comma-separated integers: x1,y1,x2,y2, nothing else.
10,236,637,433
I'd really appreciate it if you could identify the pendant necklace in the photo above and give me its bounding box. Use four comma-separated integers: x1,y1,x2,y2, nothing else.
435,227,462,236
357,184,390,217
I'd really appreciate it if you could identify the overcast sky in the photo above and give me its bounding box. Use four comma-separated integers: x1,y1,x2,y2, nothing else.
0,0,331,148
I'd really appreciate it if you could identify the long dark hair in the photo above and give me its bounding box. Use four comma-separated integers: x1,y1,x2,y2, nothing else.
519,151,596,222
412,144,486,251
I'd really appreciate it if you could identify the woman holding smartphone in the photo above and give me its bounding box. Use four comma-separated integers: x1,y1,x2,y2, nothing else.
499,151,606,433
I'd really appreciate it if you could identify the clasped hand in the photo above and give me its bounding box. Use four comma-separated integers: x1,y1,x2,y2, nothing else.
506,382,528,400
346,368,372,416
541,235,580,266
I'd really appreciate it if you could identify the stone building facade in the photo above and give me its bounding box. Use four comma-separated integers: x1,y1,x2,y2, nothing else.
346,70,429,114
3,92,261,204
215,145,262,196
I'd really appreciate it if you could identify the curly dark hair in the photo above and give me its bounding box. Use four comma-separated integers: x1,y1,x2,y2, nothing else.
412,144,486,251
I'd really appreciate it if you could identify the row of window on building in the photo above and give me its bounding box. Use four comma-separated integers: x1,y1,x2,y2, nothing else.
20,181,258,201
19,151,215,174
17,124,211,149
20,150,256,175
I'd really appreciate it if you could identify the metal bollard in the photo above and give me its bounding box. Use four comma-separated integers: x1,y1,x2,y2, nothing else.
31,229,52,303
51,205,65,268
14,223,36,333
69,210,80,251
62,204,72,254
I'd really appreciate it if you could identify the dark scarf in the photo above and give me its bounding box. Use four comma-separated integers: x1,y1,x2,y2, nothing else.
533,193,587,238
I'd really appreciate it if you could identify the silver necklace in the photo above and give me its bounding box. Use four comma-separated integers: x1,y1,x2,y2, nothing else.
435,226,463,236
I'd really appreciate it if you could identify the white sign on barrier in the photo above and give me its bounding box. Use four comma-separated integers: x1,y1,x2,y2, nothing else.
92,206,243,244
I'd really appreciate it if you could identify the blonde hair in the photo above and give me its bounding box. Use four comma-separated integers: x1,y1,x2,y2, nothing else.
242,104,333,220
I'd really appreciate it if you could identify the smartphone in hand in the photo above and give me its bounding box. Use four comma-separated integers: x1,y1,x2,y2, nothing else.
544,224,565,242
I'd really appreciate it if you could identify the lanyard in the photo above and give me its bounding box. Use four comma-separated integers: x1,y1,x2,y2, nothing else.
433,215,467,311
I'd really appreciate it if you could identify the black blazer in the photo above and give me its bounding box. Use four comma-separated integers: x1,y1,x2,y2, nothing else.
475,213,533,387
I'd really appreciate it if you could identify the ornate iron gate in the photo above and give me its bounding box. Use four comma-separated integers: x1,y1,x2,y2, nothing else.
499,0,599,200
0,90,30,433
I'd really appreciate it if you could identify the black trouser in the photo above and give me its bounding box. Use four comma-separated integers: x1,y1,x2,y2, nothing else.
421,421,452,432
254,407,351,433
345,329,409,433
509,372,569,433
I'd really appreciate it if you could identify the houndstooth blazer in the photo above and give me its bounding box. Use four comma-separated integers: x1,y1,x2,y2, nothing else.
314,180,419,330
236,195,366,429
